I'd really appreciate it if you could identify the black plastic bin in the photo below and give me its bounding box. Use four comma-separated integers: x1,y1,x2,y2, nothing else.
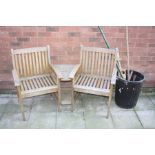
115,70,144,109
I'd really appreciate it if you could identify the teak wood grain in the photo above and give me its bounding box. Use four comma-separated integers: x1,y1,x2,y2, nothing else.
11,45,62,121
69,46,118,118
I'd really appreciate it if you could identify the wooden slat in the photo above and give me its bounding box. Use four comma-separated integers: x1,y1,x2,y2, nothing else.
82,76,89,86
31,78,39,89
38,52,42,74
21,53,26,77
97,52,101,75
76,75,83,85
45,51,49,73
14,55,19,75
23,81,28,91
35,52,39,75
82,50,86,72
50,75,57,84
28,79,35,90
12,46,48,54
31,52,36,75
46,76,53,86
89,77,96,87
35,78,42,88
74,74,81,84
100,53,104,76
103,53,107,77
94,52,98,75
25,80,32,90
111,54,115,76
99,78,104,89
91,51,95,74
86,51,89,74
29,53,33,76
107,53,111,77
47,76,55,85
107,79,110,89
25,53,30,76
80,75,87,85
96,78,102,88
43,76,49,86
18,54,23,76
42,51,46,73
81,46,116,53
38,77,45,87
84,50,87,73
103,79,108,89
86,76,93,86
73,85,110,96
92,77,98,87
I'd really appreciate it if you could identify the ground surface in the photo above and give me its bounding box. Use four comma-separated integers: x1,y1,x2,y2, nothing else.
0,93,155,129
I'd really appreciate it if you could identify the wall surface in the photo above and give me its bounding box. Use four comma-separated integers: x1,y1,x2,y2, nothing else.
0,26,155,91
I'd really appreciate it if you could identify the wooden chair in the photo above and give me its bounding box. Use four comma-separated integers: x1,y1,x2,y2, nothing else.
69,46,118,118
11,45,62,121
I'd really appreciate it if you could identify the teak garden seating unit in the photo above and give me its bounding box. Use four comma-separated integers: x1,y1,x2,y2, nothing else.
11,45,62,121
69,46,118,118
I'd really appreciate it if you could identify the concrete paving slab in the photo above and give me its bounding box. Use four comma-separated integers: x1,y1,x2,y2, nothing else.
0,94,155,129
148,95,155,105
82,94,107,104
31,96,57,113
0,97,33,113
84,111,114,128
0,97,10,105
136,110,155,128
0,112,30,129
61,91,72,105
110,99,134,112
82,94,107,112
134,96,155,111
27,112,56,129
111,110,143,129
56,112,85,129
73,96,85,113
61,94,85,112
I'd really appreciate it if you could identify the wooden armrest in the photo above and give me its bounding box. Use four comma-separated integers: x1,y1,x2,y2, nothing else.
12,70,20,86
49,64,63,79
111,67,117,85
69,64,81,79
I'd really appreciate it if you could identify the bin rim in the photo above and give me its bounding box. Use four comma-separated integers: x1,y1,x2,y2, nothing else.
117,70,144,84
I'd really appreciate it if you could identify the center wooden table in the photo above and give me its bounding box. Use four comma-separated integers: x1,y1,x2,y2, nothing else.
54,64,75,105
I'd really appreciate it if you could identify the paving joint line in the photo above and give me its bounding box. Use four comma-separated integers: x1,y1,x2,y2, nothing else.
133,109,144,128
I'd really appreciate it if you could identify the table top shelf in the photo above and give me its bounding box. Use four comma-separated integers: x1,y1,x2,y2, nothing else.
54,64,75,81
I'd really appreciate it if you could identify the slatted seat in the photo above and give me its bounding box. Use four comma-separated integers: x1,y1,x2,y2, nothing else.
69,46,118,118
74,74,111,95
11,45,62,121
20,74,58,97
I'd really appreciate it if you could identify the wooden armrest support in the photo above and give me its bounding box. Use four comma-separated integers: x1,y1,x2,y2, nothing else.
111,67,117,85
49,64,63,79
69,64,81,79
12,70,20,86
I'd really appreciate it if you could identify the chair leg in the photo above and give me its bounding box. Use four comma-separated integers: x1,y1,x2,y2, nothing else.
57,91,61,112
71,89,75,112
107,85,113,119
18,97,26,121
106,95,112,118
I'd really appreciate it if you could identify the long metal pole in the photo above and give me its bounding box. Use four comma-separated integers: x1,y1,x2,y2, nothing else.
98,26,123,78
98,26,110,48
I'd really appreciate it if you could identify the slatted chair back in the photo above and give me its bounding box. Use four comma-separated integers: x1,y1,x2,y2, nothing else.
80,46,117,78
11,46,51,77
